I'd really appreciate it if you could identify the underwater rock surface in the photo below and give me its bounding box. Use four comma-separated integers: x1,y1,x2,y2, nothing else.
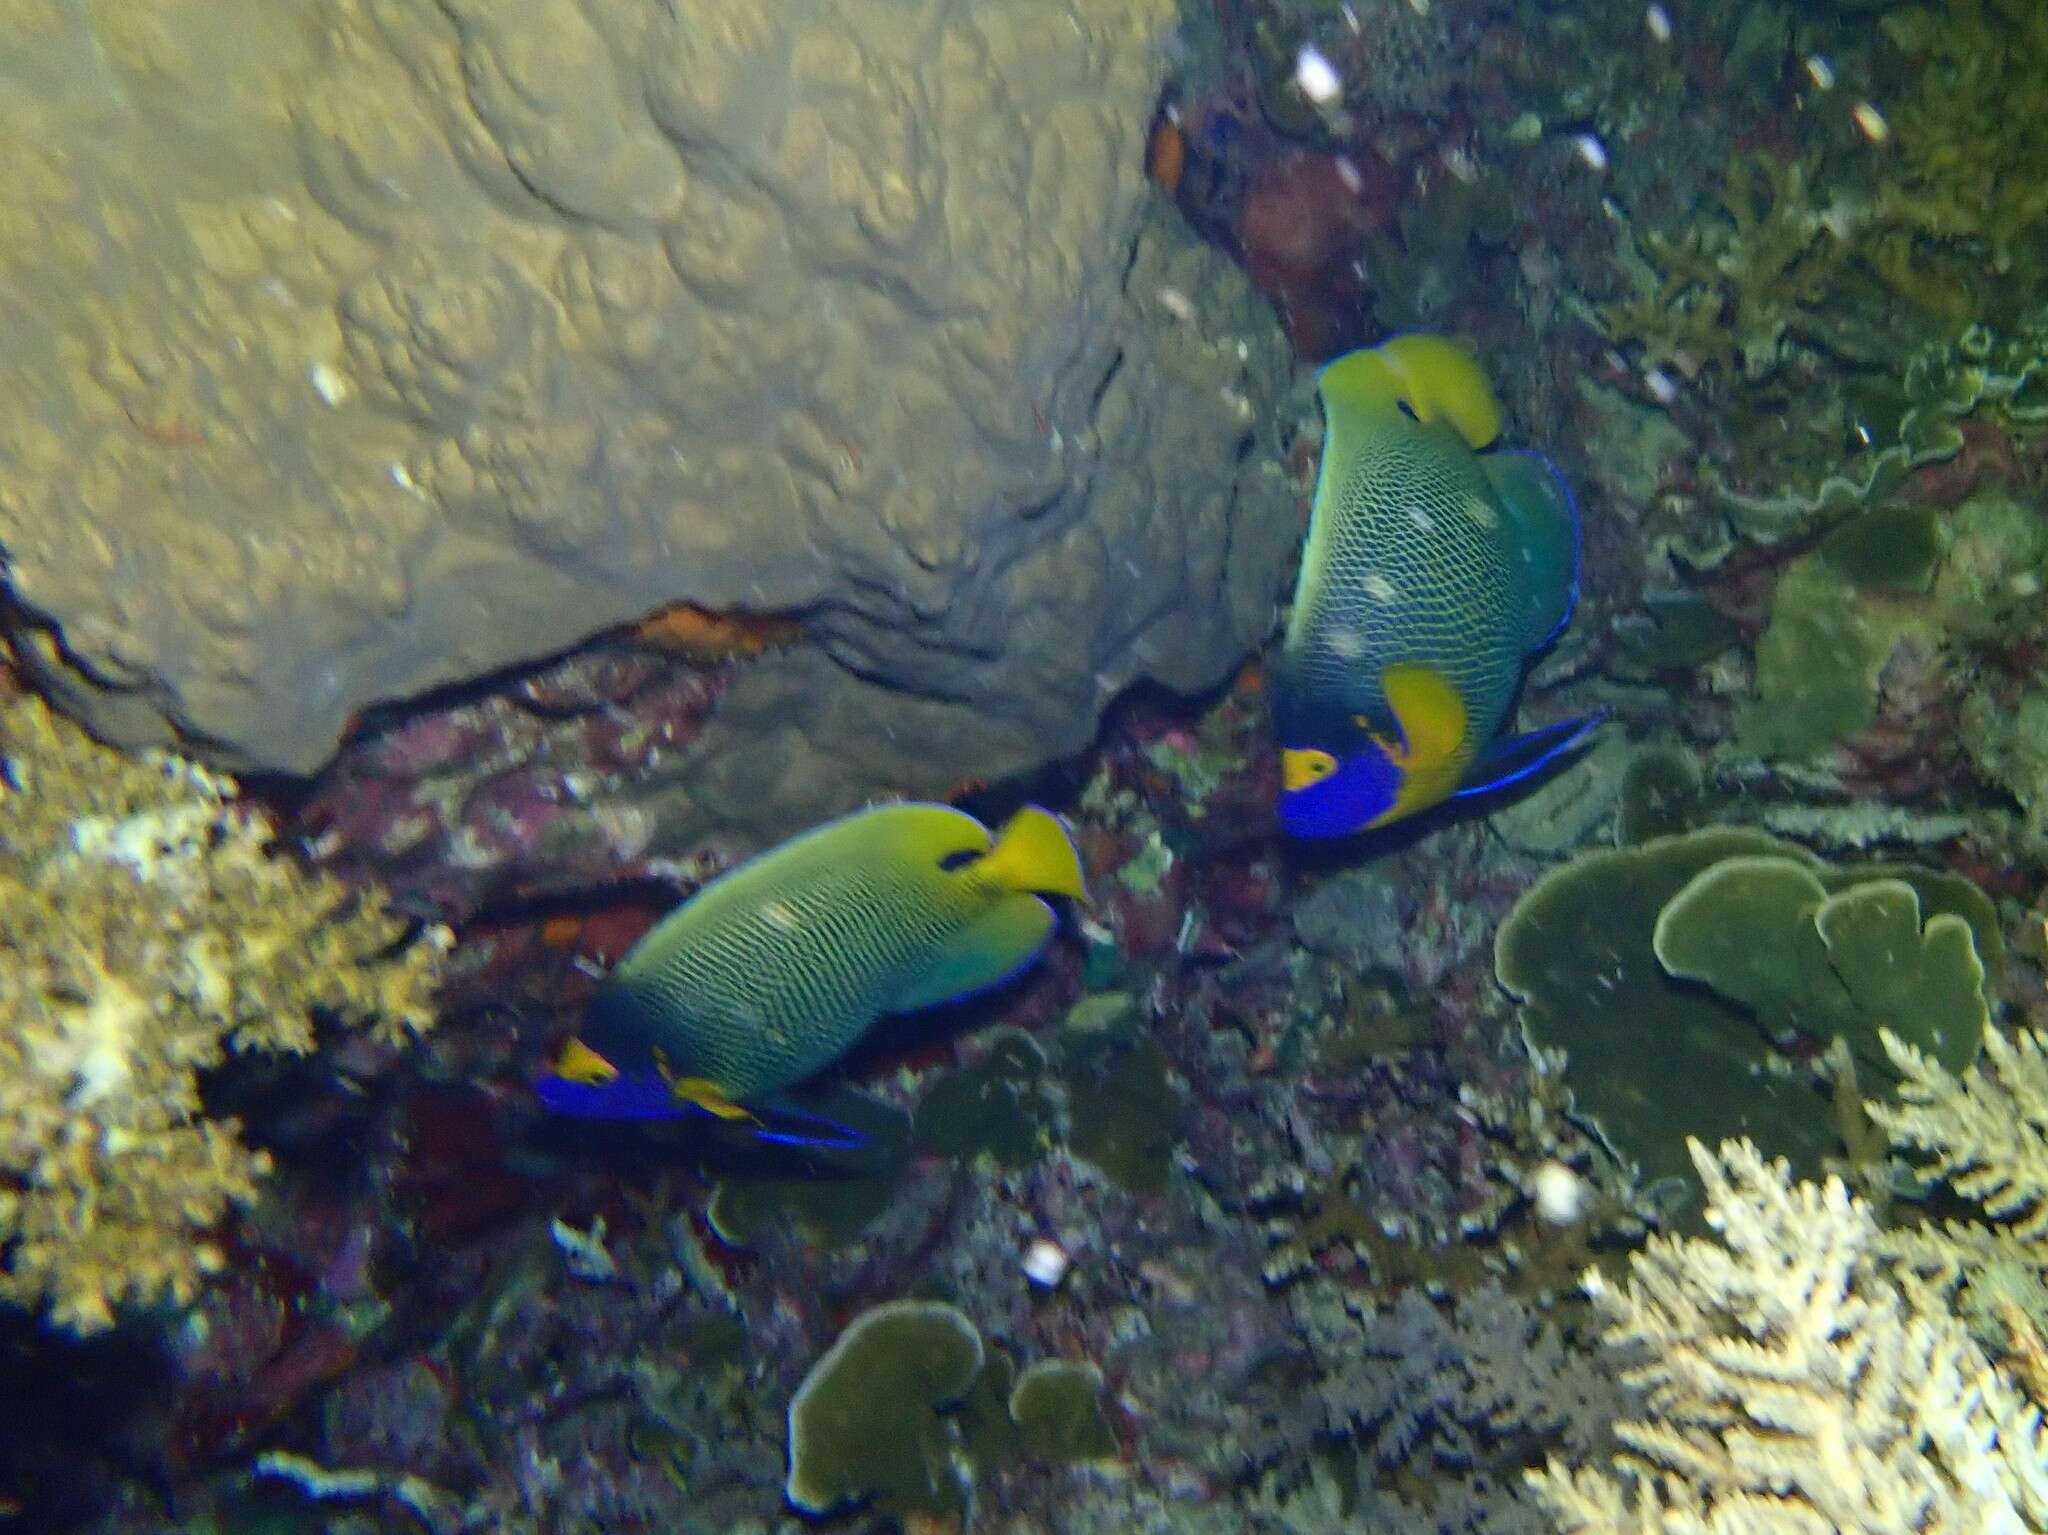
0,0,1295,842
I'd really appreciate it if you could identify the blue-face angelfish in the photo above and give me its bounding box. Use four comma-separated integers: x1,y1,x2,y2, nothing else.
536,803,1087,1148
1273,333,1604,839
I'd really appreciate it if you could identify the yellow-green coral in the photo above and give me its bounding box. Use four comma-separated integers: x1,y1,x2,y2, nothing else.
0,696,444,1332
1880,0,2048,278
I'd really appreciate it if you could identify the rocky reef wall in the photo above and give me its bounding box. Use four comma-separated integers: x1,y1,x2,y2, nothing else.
0,0,1296,846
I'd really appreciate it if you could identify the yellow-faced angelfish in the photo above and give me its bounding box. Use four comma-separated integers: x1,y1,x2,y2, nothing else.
537,803,1087,1146
1274,333,1603,839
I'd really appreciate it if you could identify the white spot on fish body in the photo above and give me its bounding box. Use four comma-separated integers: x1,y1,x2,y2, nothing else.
1361,573,1398,605
1407,508,1437,534
1325,626,1366,660
1464,495,1499,529
762,900,801,933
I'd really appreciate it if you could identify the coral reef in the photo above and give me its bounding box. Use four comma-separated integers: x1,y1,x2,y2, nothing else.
1496,827,2000,1188
0,0,1297,861
0,697,443,1333
784,1297,985,1519
1532,1133,2048,1534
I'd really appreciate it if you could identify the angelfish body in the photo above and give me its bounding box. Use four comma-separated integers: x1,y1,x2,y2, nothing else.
1275,334,1599,837
539,803,1086,1131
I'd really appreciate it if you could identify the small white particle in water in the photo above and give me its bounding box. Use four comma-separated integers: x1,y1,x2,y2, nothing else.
1022,1238,1071,1289
1571,132,1609,172
1645,4,1671,42
1404,0,1429,15
1532,1161,1589,1225
1157,286,1197,323
1852,101,1890,142
1805,54,1836,91
308,362,348,406
1644,367,1679,405
1335,156,1364,194
1295,45,1342,105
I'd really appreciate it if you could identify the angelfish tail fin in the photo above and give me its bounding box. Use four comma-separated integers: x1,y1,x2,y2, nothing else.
1480,449,1582,655
1452,711,1608,802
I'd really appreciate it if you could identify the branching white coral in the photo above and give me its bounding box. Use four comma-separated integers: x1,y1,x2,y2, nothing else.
1873,1026,2048,1248
1531,1137,2048,1535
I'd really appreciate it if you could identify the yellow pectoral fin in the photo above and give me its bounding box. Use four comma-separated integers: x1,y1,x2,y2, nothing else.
552,1038,620,1085
1372,665,1472,825
1381,665,1469,764
976,805,1087,902
671,1077,758,1123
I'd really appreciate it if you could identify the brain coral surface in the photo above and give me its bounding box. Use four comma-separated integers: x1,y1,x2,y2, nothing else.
0,0,1296,841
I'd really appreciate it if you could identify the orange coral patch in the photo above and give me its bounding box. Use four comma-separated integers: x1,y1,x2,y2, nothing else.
632,602,802,663
1147,117,1186,196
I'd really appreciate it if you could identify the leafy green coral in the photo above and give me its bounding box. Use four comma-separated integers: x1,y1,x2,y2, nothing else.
913,1030,1057,1170
785,1299,984,1519
1496,828,1998,1189
1008,1360,1119,1464
1652,858,1990,1075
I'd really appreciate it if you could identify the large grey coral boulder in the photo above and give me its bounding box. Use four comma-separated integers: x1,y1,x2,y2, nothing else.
0,0,1296,841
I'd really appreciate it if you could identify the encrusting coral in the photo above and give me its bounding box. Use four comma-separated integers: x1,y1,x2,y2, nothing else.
1533,1033,2048,1533
0,696,445,1333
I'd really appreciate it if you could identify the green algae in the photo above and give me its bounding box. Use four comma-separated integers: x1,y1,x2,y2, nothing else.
1008,1360,1119,1463
1616,743,1709,845
1652,857,1989,1076
784,1299,983,1518
1064,1030,1181,1195
705,1091,914,1249
1739,555,1912,760
914,1030,1057,1170
1611,591,1742,677
1499,827,2000,1189
1495,828,1834,1190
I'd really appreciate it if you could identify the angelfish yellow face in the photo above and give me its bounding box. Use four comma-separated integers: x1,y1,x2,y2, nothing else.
1281,748,1340,793
552,1037,620,1085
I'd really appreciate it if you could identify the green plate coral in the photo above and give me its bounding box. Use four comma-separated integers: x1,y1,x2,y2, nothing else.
1496,827,1997,1189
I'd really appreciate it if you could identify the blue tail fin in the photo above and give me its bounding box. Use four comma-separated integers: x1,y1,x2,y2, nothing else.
1452,710,1607,802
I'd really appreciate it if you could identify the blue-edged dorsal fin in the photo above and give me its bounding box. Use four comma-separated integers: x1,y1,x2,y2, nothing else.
1451,711,1608,803
887,894,1055,1015
1479,449,1582,654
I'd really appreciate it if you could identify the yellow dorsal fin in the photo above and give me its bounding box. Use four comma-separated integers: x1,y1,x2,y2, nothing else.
1376,334,1503,450
1382,665,1470,767
671,1076,758,1122
971,805,1088,902
552,1038,620,1085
